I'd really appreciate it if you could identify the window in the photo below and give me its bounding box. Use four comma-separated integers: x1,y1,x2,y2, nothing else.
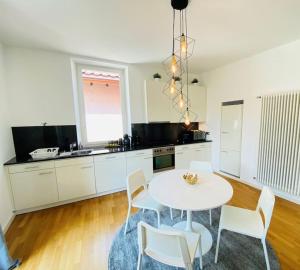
72,61,130,146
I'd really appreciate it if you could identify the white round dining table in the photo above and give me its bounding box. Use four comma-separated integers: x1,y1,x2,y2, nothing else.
149,169,233,255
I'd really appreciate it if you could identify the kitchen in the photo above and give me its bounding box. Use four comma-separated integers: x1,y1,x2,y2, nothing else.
1,1,300,270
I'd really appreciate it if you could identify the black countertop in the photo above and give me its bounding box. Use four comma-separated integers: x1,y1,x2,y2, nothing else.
4,140,212,166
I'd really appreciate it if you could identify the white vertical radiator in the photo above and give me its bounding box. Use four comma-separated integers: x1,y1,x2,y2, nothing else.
257,92,300,196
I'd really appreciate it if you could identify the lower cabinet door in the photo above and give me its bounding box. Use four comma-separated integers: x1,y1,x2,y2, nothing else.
94,154,127,193
10,169,58,210
220,150,241,177
126,155,153,182
56,164,96,201
175,151,191,169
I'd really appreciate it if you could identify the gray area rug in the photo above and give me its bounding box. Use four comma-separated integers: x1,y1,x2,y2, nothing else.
109,208,280,269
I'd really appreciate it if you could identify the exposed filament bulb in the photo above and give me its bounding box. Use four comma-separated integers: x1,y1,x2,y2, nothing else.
180,34,187,54
171,54,177,74
184,108,190,126
179,93,184,108
170,77,176,94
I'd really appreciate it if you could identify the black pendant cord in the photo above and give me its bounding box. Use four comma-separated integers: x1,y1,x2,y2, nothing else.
180,10,183,96
172,9,175,54
185,8,189,110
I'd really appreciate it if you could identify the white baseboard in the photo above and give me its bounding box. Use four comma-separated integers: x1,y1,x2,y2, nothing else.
3,214,15,234
13,187,127,215
217,170,300,205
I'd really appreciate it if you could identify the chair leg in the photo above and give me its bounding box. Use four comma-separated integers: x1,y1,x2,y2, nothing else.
181,210,184,219
156,210,161,227
214,228,222,263
261,239,270,270
137,253,142,270
186,263,193,270
209,209,212,226
198,237,203,269
170,208,173,220
124,206,131,236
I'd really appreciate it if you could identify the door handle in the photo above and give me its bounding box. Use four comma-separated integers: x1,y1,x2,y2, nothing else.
106,156,117,159
39,171,53,175
135,152,146,156
25,165,39,170
81,165,93,169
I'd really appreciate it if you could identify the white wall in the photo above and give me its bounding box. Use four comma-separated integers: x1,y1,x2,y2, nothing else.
201,39,300,188
0,43,14,230
4,47,172,126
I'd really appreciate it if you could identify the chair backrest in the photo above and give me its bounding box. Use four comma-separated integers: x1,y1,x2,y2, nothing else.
256,186,275,236
189,161,213,173
126,169,147,202
138,221,191,268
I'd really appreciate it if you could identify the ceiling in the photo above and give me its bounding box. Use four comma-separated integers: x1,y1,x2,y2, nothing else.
1,0,300,72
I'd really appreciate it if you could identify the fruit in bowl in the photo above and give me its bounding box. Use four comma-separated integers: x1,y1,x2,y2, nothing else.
182,173,199,185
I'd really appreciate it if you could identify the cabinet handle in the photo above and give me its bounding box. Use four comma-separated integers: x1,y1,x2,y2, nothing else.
25,165,39,170
135,152,146,156
81,165,93,169
143,157,152,160
106,156,116,159
39,171,53,175
221,131,229,134
176,152,184,155
195,149,203,152
221,151,228,153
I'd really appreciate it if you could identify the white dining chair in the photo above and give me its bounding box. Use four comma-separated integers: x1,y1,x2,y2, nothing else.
124,169,165,235
215,186,275,270
137,221,202,270
181,161,213,225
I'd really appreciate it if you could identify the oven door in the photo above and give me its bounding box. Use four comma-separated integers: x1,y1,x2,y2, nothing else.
153,154,175,173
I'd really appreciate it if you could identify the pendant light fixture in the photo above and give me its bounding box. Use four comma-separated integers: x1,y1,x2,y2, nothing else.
162,0,196,126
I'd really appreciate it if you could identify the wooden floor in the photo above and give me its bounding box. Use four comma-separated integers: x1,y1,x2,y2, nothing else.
5,178,300,270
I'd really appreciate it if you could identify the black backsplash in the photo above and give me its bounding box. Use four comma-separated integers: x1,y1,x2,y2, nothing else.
131,122,198,146
12,125,78,160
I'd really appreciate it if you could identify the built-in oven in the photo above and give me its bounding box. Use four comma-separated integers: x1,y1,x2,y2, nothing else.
153,146,175,173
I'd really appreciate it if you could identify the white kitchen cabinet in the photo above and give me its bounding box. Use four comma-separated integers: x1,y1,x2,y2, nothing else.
190,143,211,162
175,145,192,169
94,153,127,193
126,150,153,182
220,103,243,177
175,143,211,169
144,80,172,122
10,169,58,210
55,157,96,201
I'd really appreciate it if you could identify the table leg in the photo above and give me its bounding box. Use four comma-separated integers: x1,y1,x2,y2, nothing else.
173,210,213,256
185,210,193,231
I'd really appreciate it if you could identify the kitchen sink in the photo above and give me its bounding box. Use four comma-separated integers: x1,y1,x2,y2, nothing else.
59,149,93,157
71,149,92,156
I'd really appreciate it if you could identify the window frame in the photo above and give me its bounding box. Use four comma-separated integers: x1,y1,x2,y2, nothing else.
71,58,131,147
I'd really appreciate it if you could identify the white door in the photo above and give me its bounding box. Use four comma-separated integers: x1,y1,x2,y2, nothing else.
56,163,96,201
220,102,243,177
94,153,127,193
10,169,58,210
